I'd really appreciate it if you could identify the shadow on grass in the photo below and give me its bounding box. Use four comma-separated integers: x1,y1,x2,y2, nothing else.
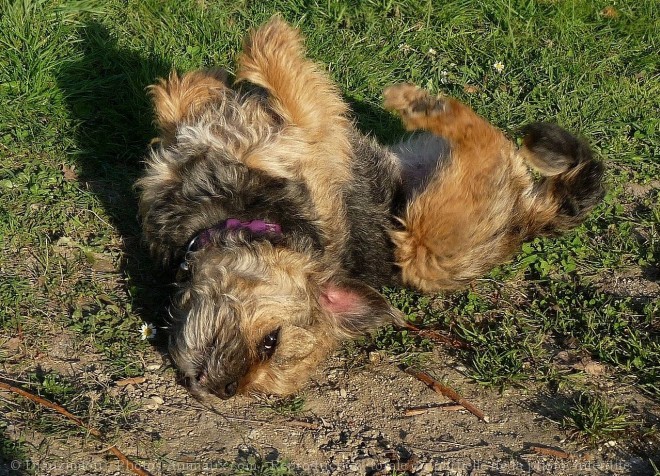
525,390,657,474
345,95,407,146
54,22,411,354
0,432,30,476
55,21,172,351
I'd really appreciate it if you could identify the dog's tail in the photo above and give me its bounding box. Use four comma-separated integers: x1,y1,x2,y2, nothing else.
520,122,605,237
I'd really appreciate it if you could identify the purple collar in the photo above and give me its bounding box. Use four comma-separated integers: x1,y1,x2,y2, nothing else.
186,218,283,253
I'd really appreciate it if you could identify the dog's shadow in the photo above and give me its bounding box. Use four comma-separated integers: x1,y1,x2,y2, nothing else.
346,94,408,146
55,21,410,358
56,21,173,350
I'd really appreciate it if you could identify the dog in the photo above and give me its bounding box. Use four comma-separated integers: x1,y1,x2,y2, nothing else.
137,17,603,399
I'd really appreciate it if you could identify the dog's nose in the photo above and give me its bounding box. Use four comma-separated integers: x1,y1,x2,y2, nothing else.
210,380,238,399
224,381,238,398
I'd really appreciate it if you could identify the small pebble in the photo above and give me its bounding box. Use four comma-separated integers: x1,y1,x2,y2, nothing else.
150,395,164,405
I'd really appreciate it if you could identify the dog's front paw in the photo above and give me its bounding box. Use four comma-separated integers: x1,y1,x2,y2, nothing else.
383,84,445,119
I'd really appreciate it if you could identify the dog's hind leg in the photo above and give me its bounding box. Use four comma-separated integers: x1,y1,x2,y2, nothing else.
234,17,357,259
384,84,603,292
235,16,350,145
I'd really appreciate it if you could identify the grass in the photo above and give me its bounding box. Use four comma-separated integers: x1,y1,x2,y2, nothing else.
233,454,300,476
0,429,31,476
259,395,307,416
562,392,631,444
0,0,658,472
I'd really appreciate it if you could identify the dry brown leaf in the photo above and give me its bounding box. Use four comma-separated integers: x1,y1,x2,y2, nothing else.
90,254,116,272
115,376,147,386
62,164,78,181
601,6,619,19
403,408,429,417
573,359,606,376
3,337,21,352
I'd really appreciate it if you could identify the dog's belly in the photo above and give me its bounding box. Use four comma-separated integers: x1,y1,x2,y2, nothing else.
390,133,451,198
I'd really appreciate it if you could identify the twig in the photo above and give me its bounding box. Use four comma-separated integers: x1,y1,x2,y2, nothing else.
529,445,574,459
201,404,321,430
402,322,470,349
404,368,490,422
81,207,114,230
223,414,320,431
403,404,464,416
280,419,320,430
407,441,489,455
0,380,154,476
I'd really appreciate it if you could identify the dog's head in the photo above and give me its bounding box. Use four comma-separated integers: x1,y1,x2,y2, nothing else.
169,241,400,399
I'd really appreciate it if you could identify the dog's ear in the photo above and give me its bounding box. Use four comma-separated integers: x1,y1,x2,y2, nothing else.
149,69,228,146
319,279,404,338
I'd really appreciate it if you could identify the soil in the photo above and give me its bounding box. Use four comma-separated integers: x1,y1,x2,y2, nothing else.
2,332,658,476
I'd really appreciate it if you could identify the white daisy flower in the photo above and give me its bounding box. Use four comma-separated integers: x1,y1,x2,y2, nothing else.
140,323,157,340
440,70,449,84
493,61,505,73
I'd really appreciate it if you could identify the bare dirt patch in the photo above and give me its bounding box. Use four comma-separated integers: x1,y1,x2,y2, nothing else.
2,330,657,476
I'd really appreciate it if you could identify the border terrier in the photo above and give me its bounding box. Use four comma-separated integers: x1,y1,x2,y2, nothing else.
137,17,603,399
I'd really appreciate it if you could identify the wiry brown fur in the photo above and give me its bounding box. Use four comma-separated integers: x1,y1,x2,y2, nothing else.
236,19,354,262
384,84,603,291
137,17,604,399
149,69,229,147
138,17,401,399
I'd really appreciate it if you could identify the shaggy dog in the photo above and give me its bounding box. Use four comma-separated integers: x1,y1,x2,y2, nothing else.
137,17,603,399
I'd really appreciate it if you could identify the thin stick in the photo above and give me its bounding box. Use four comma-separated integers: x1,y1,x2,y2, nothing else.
404,368,490,422
0,380,154,476
402,322,470,349
202,408,321,431
529,446,574,459
403,404,464,416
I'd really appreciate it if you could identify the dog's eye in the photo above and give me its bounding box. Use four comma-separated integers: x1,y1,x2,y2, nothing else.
260,328,280,359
